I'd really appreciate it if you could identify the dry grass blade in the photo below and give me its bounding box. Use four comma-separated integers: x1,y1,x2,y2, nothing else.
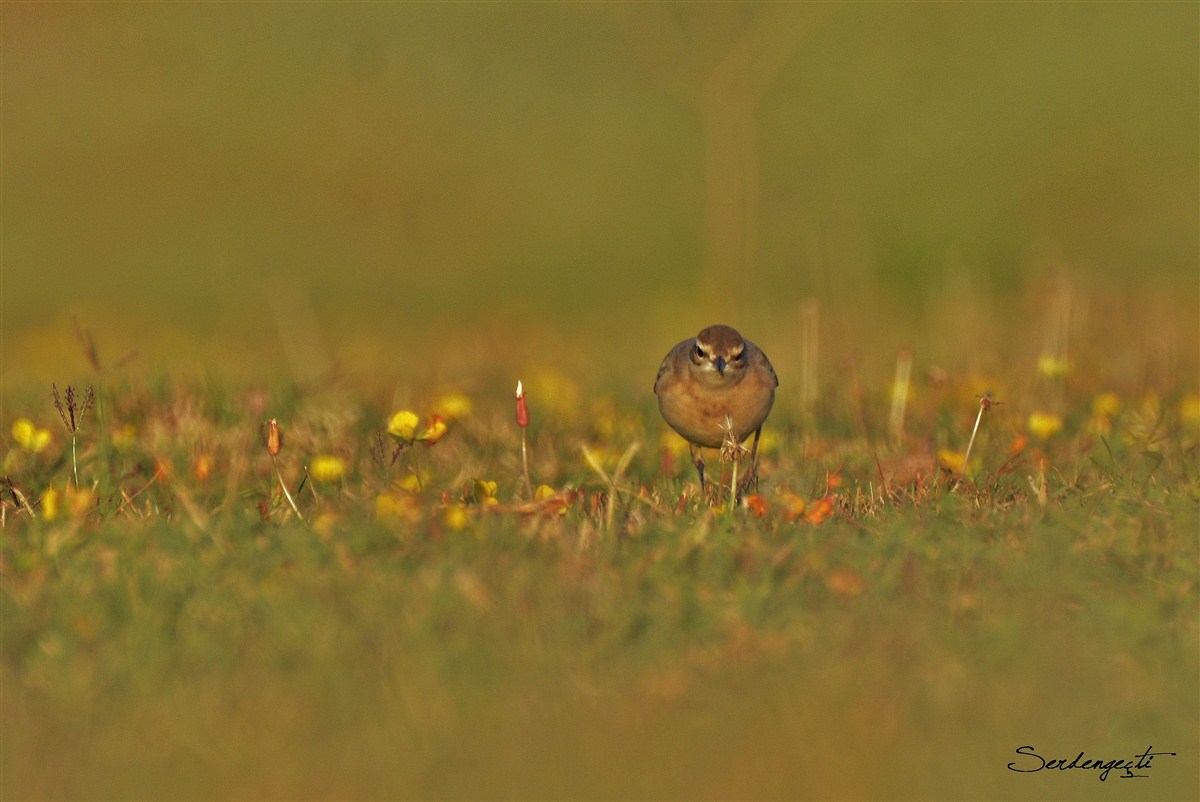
582,441,640,532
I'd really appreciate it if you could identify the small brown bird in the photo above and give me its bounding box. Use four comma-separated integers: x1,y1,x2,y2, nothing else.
653,324,778,494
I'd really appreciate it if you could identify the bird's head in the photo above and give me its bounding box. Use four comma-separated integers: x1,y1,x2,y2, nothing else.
689,324,749,385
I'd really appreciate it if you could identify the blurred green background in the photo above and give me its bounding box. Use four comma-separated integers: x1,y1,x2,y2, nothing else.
2,2,1196,384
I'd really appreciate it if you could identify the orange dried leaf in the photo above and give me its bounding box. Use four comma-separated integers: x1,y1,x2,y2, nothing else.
805,495,835,525
194,452,214,481
743,494,769,518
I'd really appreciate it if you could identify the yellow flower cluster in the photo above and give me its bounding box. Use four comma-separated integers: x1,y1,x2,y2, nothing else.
309,455,347,484
1180,393,1200,430
387,403,456,447
39,484,94,523
1027,412,1063,440
1036,354,1069,378
431,392,472,422
1088,392,1121,436
11,418,52,453
937,449,968,474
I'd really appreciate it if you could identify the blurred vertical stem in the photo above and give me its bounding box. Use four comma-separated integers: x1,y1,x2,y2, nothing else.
800,299,819,414
610,5,825,315
889,348,913,447
262,418,303,522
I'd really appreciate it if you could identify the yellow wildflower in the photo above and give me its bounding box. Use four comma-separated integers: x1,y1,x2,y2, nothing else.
1027,412,1063,440
1037,354,1069,378
777,489,807,522
309,455,347,484
527,370,582,421
313,512,341,538
1087,392,1121,436
73,486,95,516
472,479,499,506
431,392,472,422
387,410,420,443
394,472,426,494
757,427,781,456
12,418,52,453
659,431,691,459
1180,393,1200,430
534,484,557,501
1092,393,1121,418
937,449,967,474
443,505,470,531
41,486,60,522
375,491,420,521
416,415,449,446
110,424,138,452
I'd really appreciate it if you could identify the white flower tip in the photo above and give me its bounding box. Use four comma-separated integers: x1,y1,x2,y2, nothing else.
516,380,524,397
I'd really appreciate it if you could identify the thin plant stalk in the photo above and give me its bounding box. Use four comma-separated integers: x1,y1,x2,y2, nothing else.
69,433,80,488
520,430,533,500
52,383,94,489
271,454,304,521
800,298,819,413
961,393,999,477
719,415,749,508
515,381,533,500
582,442,639,533
262,418,303,522
729,457,739,506
889,348,912,447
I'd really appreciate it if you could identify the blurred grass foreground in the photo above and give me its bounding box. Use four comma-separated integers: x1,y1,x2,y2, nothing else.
2,3,1198,801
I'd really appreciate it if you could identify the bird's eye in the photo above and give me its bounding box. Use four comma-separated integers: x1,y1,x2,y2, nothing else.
693,344,705,360
732,349,746,362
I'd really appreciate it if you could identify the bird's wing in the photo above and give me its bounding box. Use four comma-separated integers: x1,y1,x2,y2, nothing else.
653,341,686,395
752,342,779,387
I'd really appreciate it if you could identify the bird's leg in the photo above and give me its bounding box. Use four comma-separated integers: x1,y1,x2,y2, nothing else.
689,443,706,494
737,428,763,499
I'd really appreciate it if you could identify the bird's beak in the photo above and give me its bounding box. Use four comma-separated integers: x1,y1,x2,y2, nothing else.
714,356,726,376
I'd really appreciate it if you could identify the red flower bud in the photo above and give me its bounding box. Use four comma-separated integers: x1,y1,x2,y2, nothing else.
262,418,282,456
515,381,530,428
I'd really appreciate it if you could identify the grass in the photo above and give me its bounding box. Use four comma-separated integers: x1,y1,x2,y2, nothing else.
2,310,1197,800
2,4,1196,797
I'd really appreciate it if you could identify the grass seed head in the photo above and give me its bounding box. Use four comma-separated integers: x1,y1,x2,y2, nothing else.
718,416,748,463
51,383,95,434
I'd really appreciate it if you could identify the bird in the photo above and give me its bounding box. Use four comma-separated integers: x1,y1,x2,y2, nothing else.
653,324,777,496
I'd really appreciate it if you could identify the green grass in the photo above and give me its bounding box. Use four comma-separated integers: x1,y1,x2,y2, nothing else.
2,338,1197,799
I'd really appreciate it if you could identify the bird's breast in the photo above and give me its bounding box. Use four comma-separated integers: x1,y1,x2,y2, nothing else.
657,373,774,448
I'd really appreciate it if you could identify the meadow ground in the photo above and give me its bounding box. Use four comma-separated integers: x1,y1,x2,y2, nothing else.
2,299,1197,801
3,4,1198,799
